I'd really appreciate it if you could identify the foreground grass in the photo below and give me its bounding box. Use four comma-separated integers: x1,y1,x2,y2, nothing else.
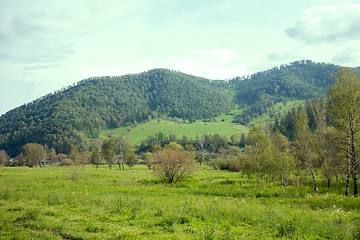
0,165,359,239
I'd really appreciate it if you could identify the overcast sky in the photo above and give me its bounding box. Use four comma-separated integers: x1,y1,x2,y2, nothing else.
1,0,360,115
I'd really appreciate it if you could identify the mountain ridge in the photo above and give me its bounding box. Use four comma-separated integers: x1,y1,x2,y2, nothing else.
0,60,357,156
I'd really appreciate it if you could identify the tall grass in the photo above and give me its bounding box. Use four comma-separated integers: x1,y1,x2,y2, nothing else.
0,165,359,239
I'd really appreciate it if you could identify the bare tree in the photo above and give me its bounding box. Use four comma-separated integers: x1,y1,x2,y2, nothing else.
154,148,196,183
0,150,9,166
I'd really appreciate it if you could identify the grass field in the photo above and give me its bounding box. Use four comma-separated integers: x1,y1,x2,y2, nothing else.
100,118,249,144
1,165,359,239
98,100,304,145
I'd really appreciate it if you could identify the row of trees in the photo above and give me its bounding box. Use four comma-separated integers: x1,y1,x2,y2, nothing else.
0,69,229,157
242,68,359,196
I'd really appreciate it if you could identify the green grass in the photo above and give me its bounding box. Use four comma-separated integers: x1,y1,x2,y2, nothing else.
248,100,305,127
97,100,305,145
100,118,249,144
1,165,359,239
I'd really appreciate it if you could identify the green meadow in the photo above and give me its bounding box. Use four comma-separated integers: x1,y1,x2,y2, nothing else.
1,165,359,239
98,100,304,144
100,118,249,144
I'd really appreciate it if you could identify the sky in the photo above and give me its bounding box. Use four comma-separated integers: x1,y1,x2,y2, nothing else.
1,0,360,115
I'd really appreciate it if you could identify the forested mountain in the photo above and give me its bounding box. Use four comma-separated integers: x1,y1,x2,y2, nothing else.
0,69,229,156
231,60,346,123
0,60,357,157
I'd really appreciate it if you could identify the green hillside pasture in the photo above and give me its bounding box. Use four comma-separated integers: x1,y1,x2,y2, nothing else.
100,119,249,144
248,100,305,127
0,165,359,239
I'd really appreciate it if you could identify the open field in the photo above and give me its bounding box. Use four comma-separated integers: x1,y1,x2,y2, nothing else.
99,118,249,144
1,165,359,239
98,100,305,145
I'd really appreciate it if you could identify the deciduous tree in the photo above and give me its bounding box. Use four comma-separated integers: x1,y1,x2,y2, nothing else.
328,68,360,196
294,111,319,193
23,143,45,167
101,137,116,169
154,147,196,183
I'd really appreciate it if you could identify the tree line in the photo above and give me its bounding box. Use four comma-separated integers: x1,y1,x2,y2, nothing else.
1,67,359,196
241,68,360,196
0,69,229,157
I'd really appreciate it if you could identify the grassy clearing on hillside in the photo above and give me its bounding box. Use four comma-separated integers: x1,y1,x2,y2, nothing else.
100,119,249,144
248,100,305,127
98,100,305,145
1,165,359,239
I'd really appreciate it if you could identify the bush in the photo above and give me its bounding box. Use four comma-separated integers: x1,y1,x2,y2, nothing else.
154,148,196,183
210,157,230,170
229,159,242,172
60,159,74,166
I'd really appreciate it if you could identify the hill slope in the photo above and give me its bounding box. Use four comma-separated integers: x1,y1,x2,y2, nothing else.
0,60,355,157
231,60,345,123
0,69,229,156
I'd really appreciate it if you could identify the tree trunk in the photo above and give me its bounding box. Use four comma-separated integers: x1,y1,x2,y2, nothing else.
257,154,261,188
309,163,318,193
280,155,285,192
307,147,318,194
351,130,358,196
345,142,351,196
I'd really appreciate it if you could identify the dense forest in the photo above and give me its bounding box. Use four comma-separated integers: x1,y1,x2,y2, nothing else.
0,60,358,157
231,60,345,124
0,69,229,156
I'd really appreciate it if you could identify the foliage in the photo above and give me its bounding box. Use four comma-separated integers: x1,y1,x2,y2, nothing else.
154,147,197,183
0,69,229,157
231,60,342,124
246,126,273,187
101,138,116,169
328,67,360,196
23,143,46,167
0,150,9,166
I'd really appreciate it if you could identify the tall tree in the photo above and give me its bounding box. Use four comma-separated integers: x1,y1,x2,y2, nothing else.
294,111,319,193
271,131,295,192
0,150,9,166
125,148,136,170
90,145,101,168
23,143,45,167
196,134,206,165
116,137,131,170
101,137,116,169
247,126,272,187
328,68,360,196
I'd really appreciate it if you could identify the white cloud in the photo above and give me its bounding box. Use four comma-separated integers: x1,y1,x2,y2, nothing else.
166,49,248,79
286,4,360,43
0,0,129,64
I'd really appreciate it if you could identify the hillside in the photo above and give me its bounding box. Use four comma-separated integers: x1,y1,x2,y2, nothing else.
0,60,355,157
231,60,344,123
0,69,229,156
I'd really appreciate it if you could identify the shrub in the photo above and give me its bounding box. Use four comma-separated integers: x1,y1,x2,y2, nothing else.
154,148,196,183
229,159,242,172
